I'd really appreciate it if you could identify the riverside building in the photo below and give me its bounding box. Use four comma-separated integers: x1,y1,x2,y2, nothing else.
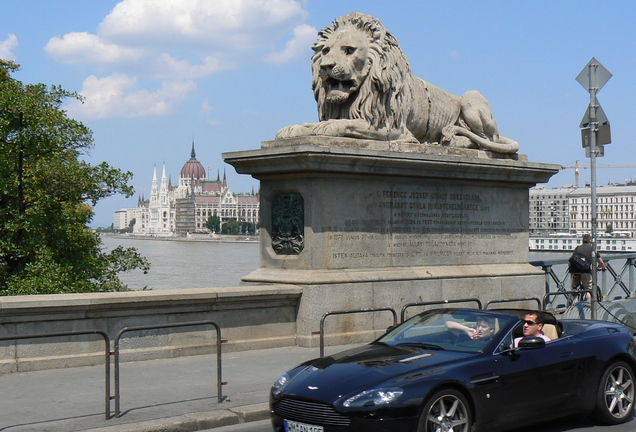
530,183,636,237
529,183,636,252
113,142,259,236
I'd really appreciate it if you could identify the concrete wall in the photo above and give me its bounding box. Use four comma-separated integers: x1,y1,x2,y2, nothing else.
0,281,547,373
0,286,302,373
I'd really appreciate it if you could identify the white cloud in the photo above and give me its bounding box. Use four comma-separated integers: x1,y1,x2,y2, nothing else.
200,100,214,113
266,24,316,64
0,34,18,61
66,73,196,119
154,54,233,79
45,32,143,64
49,0,310,118
99,0,307,50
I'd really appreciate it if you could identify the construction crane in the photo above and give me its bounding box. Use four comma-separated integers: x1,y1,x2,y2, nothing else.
561,160,636,187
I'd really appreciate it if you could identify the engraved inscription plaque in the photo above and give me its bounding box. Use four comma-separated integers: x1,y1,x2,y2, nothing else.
321,181,528,267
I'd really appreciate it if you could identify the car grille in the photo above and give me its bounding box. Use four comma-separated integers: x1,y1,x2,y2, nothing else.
273,397,352,427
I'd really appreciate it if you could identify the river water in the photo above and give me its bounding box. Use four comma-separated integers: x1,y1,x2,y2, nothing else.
101,236,260,290
102,235,571,291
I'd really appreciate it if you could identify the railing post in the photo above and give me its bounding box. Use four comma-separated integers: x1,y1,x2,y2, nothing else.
542,264,553,298
0,330,111,420
630,258,635,298
317,308,397,357
113,320,225,418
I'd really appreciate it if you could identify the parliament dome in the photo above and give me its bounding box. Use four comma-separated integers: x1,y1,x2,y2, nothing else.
180,142,206,180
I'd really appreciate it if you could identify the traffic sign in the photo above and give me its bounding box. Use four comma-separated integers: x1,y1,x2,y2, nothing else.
586,145,604,158
576,57,612,92
580,98,609,128
581,124,611,148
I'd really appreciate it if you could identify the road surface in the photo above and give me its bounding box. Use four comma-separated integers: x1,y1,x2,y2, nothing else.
206,415,635,432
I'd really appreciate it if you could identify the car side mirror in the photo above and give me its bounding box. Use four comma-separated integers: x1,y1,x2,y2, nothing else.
518,336,546,350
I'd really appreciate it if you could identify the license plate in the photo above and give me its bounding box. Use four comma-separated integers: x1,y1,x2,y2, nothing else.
284,419,324,432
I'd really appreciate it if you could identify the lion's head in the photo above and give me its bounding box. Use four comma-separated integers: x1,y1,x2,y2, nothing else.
311,12,412,131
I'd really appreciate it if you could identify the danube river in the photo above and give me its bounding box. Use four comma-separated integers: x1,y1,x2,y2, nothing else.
101,235,569,291
101,236,260,290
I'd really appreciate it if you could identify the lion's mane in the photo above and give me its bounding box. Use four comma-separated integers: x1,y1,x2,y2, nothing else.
311,13,413,133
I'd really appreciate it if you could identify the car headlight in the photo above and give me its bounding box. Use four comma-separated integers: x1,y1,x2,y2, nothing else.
343,387,404,407
271,372,291,397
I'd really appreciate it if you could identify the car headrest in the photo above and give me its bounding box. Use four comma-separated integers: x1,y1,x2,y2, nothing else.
542,323,559,340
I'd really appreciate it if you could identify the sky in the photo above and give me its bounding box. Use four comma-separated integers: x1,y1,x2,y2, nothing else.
1,0,635,227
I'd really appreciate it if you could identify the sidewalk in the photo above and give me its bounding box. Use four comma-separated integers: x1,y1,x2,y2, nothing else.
0,344,358,432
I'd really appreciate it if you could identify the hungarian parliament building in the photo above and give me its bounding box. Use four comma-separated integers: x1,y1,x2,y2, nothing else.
113,143,259,236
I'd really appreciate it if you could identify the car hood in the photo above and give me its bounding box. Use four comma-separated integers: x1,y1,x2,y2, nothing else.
283,343,475,402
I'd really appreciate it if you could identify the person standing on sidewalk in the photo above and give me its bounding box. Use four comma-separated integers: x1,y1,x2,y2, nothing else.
570,233,606,301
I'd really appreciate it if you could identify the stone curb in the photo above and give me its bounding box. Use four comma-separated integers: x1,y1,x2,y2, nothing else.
82,403,270,432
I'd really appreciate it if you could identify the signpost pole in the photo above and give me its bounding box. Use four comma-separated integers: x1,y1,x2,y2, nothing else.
577,57,611,320
588,63,598,320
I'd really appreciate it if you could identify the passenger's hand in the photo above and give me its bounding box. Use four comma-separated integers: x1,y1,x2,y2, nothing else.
469,329,482,340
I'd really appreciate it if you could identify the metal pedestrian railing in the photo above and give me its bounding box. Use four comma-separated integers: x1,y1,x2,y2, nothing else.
314,299,490,358
485,297,541,311
314,308,397,357
113,320,226,417
0,330,112,419
530,253,636,310
401,298,483,322
0,321,225,420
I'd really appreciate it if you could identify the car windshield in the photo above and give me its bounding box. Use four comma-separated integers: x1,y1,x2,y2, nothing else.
377,309,515,353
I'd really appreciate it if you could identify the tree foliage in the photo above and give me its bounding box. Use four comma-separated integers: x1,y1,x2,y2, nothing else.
219,219,257,235
206,215,220,233
0,60,149,295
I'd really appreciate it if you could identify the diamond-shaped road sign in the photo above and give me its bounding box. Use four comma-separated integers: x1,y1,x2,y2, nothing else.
580,101,609,128
576,57,612,92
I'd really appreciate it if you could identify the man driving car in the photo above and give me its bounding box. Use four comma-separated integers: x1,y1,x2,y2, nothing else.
513,311,551,347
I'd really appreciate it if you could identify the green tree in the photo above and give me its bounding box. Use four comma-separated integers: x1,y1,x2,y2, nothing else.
221,219,238,234
0,60,149,295
239,221,256,235
206,215,220,233
125,218,136,233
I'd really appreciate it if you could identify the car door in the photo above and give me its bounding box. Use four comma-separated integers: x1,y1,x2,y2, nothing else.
493,334,579,424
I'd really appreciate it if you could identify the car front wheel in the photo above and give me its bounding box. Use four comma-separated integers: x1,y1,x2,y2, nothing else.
417,388,473,432
593,360,635,424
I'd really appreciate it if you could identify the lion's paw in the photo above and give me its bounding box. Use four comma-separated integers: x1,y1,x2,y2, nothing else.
310,120,347,137
276,123,314,139
441,125,456,145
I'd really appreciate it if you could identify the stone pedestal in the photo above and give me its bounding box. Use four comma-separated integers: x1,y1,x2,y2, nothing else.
224,137,560,346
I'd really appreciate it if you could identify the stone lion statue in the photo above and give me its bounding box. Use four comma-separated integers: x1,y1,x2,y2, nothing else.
276,12,519,154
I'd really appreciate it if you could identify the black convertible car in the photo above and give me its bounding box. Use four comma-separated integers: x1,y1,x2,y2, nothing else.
270,308,636,432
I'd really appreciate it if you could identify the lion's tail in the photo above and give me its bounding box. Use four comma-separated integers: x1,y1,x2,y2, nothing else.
488,135,520,154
